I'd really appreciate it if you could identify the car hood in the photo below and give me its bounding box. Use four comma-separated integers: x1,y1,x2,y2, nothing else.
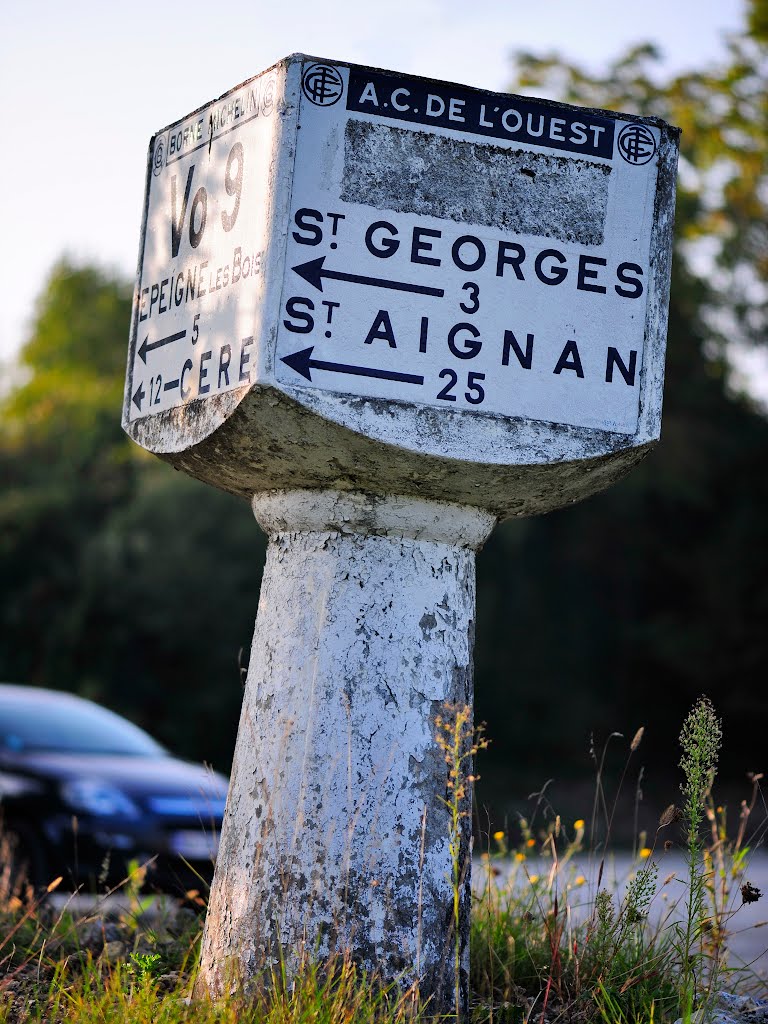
8,751,229,802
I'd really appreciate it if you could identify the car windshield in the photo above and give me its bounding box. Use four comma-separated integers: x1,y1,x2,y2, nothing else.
0,694,166,756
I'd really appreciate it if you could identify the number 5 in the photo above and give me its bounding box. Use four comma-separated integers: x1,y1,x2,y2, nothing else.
192,313,200,344
465,371,485,405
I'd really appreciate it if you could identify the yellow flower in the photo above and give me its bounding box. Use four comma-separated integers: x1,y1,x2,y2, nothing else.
493,830,505,841
526,838,536,848
515,852,526,863
574,875,586,886
529,874,539,884
574,819,585,830
639,847,652,859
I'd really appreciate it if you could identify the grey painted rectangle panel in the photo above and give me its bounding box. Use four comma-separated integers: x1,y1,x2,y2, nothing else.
341,119,610,245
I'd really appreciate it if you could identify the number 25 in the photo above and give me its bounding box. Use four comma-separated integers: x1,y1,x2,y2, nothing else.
436,369,485,405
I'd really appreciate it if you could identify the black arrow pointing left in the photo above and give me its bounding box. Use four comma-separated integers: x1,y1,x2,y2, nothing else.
281,346,424,386
132,381,146,411
293,257,445,297
138,329,187,364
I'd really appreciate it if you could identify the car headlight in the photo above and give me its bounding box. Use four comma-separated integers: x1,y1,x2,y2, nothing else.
60,779,141,819
0,771,44,798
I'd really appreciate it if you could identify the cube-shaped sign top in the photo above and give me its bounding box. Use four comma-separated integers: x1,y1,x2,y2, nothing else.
123,55,678,516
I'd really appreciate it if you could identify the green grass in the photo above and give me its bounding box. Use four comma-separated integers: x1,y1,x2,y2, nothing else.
468,697,767,1022
0,697,765,1023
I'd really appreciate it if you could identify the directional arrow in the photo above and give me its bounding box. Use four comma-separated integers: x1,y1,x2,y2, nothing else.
138,329,187,364
292,257,445,297
281,347,424,386
132,381,146,411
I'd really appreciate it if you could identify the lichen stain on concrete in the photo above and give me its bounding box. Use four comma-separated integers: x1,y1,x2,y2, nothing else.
419,611,437,638
126,384,249,454
342,119,610,245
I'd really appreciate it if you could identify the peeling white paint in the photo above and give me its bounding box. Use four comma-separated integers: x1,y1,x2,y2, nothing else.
196,490,494,1008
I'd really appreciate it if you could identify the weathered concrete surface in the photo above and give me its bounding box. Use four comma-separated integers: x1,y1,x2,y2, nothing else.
124,54,680,499
342,119,611,244
195,491,495,1012
136,382,654,521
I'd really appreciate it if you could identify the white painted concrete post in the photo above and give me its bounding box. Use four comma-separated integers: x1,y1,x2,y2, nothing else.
196,490,495,1011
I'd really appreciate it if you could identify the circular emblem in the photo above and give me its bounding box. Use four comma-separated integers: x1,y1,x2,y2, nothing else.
152,135,166,176
617,124,657,166
302,63,343,107
261,74,277,116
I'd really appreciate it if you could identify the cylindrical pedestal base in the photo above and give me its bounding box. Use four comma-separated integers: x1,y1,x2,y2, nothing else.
195,490,495,1014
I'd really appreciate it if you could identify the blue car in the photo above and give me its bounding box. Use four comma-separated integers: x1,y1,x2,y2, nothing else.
0,684,228,893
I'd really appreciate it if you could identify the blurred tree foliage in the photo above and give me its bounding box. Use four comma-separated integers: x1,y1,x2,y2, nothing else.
0,4,766,822
475,0,768,821
0,262,262,769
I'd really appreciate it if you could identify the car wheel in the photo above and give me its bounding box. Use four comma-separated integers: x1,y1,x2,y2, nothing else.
0,823,48,895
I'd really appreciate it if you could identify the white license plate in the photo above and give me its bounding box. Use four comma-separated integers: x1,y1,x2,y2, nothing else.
169,830,219,860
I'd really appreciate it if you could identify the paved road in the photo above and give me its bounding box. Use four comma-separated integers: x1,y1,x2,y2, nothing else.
48,889,182,921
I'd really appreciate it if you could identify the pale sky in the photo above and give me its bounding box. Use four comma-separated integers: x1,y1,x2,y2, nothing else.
0,0,745,366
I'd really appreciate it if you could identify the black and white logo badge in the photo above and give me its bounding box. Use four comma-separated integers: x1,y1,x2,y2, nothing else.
302,63,344,106
618,124,657,165
152,135,166,176
261,74,277,115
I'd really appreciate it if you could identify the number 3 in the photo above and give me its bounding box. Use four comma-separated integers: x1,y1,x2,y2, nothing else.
459,281,480,314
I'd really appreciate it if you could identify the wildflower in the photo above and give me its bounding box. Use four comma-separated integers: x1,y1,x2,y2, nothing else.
741,882,762,905
526,838,536,848
679,696,722,810
574,875,586,886
514,852,526,863
493,830,505,841
639,847,652,859
573,819,585,830
529,874,539,884
658,804,683,827
480,852,490,861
